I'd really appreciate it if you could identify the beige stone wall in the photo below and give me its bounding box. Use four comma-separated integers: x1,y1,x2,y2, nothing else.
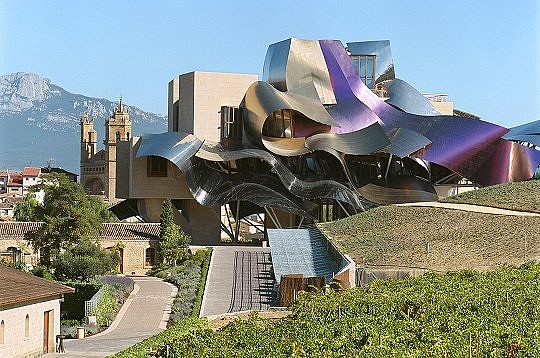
171,71,257,142
0,239,37,265
101,239,160,275
0,298,61,357
168,78,180,131
192,72,258,142
126,138,193,200
178,72,195,135
0,238,159,276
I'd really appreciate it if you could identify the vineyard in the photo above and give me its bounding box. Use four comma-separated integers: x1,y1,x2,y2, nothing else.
441,179,540,213
113,263,540,357
319,206,540,271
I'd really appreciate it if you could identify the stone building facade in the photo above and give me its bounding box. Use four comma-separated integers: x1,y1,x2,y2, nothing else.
80,100,131,202
0,222,160,275
0,265,74,357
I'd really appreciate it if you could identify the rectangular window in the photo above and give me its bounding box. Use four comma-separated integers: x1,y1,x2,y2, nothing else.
350,55,376,89
262,109,295,138
147,156,168,177
145,248,156,267
220,106,243,147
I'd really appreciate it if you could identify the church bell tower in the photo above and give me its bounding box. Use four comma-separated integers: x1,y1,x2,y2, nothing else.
80,112,97,165
105,99,132,201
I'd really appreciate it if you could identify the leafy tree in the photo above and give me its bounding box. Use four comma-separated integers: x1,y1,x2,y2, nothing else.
14,193,39,221
24,173,110,266
52,238,119,281
159,199,191,266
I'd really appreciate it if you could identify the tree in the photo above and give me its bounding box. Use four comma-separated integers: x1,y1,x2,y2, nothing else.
160,198,176,238
52,238,119,281
159,199,191,266
14,193,39,221
24,173,111,266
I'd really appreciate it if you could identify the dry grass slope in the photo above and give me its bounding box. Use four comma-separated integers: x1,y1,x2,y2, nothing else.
441,179,540,213
319,206,540,272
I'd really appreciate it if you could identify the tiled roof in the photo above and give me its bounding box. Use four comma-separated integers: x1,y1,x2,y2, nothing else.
22,167,41,177
0,222,160,240
0,265,74,308
0,203,14,209
101,223,160,240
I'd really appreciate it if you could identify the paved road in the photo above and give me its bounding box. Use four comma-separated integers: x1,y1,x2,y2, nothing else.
397,201,540,217
53,276,176,357
201,246,275,317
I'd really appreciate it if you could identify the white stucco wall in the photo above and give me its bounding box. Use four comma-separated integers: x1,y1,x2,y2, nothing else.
0,297,61,357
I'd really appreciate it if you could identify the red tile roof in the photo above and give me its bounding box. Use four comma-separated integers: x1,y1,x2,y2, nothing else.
0,265,74,308
0,222,160,240
22,167,41,177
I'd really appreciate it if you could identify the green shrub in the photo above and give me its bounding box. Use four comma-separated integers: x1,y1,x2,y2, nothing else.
110,318,208,358
32,265,54,280
60,282,100,320
191,248,212,318
60,319,80,338
94,285,117,326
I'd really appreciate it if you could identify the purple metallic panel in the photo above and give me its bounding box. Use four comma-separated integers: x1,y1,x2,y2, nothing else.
318,40,539,184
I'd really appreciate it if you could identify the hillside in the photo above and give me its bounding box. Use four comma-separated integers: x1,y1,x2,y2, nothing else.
441,179,540,213
0,72,166,172
319,205,540,271
113,263,540,357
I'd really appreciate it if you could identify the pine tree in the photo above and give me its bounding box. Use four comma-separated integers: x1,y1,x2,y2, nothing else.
159,199,191,266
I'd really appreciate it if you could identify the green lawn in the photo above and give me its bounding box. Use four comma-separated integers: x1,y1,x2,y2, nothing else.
319,205,540,271
440,179,540,213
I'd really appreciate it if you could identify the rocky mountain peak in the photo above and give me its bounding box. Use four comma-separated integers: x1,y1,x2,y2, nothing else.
0,72,62,114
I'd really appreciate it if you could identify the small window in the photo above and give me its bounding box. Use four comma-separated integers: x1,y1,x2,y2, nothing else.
262,109,295,138
126,132,130,140
145,248,155,267
350,54,376,89
147,156,168,177
0,320,4,344
25,314,29,338
116,131,121,141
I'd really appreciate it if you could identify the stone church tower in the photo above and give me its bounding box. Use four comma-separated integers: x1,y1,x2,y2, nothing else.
104,99,132,202
80,113,97,163
80,99,131,202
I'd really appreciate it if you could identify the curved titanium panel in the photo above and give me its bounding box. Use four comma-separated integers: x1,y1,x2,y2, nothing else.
263,38,336,105
357,176,438,205
242,81,337,148
502,119,540,147
383,79,440,116
261,137,310,157
195,141,368,210
380,127,432,158
136,133,315,217
181,156,315,218
346,40,395,85
305,122,390,155
472,139,540,185
318,39,533,185
135,131,202,166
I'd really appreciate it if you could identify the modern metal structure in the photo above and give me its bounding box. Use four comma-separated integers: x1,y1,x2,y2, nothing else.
112,38,540,241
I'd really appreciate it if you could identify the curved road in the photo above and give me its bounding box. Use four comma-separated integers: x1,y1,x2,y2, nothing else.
396,201,540,217
55,276,177,357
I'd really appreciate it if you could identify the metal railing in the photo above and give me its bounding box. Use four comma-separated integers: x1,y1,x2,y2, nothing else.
84,286,105,317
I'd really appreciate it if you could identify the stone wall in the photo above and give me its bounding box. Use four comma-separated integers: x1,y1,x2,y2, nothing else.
0,297,61,357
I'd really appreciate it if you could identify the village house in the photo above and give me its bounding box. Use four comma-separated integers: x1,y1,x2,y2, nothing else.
0,265,74,357
0,222,160,275
21,167,41,195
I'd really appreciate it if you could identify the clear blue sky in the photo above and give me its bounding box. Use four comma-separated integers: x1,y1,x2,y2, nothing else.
1,0,538,127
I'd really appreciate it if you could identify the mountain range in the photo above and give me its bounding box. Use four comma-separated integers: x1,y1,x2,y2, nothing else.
0,72,166,173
